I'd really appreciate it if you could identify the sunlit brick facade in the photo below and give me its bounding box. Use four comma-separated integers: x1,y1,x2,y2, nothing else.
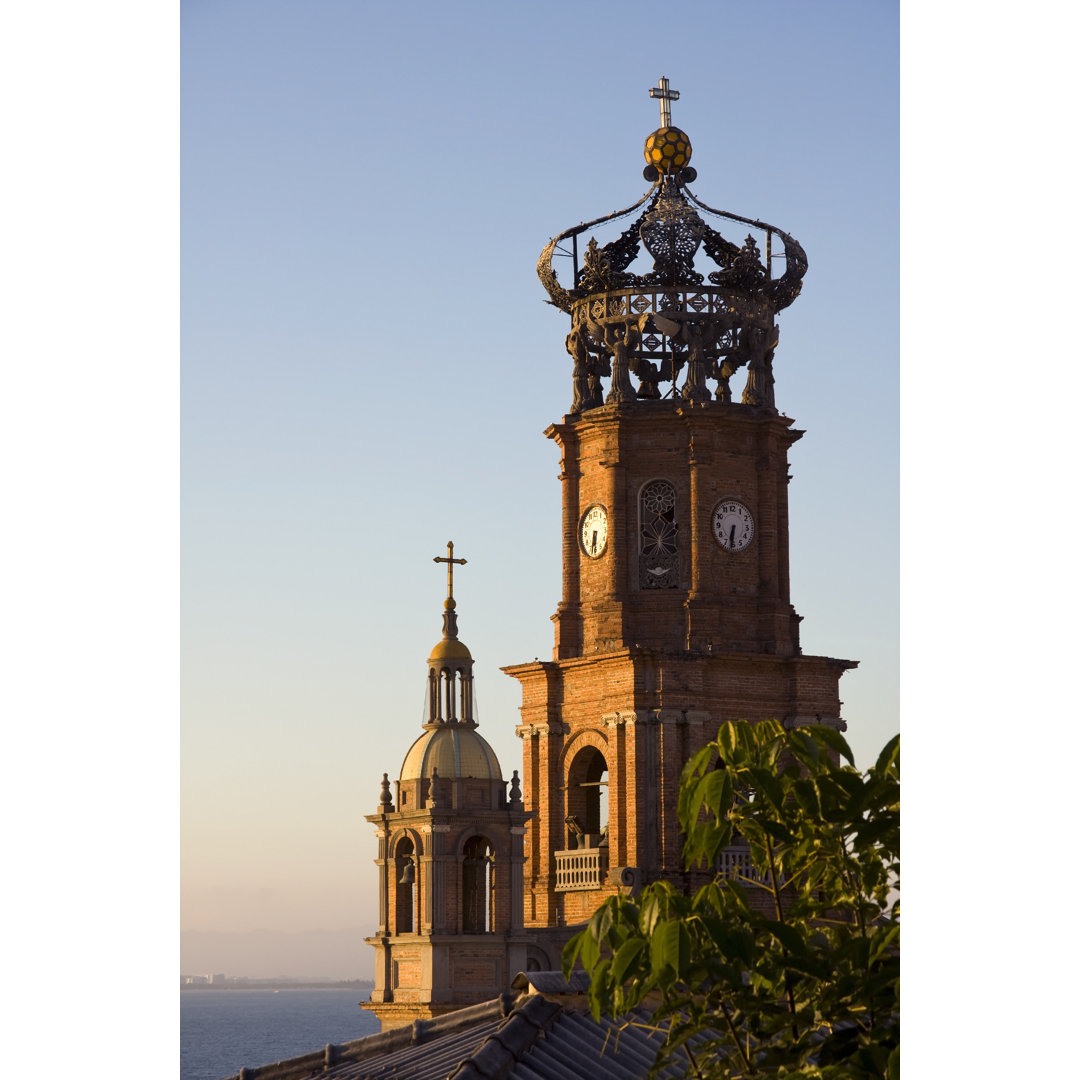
363,82,857,1027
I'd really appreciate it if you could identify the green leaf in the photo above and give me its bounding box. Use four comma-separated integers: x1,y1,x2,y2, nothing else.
650,918,690,978
587,957,609,1020
563,722,900,1080
757,818,796,845
562,928,586,979
682,767,730,838
639,891,662,936
875,733,900,777
887,1044,900,1080
681,743,718,786
610,937,646,985
867,923,900,966
853,815,899,849
717,721,740,764
761,918,808,957
590,902,613,945
577,925,600,972
754,718,786,746
803,723,856,765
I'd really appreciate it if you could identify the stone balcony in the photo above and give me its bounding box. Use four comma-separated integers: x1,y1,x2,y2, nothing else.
553,845,609,892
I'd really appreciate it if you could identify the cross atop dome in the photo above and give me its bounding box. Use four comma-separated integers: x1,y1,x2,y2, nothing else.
429,539,470,664
649,75,680,127
433,541,466,609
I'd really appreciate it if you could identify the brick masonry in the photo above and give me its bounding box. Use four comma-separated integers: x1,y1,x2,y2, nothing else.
365,398,857,1027
504,399,856,931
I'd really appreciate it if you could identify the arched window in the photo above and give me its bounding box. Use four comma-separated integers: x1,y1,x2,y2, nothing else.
442,667,456,722
565,746,609,846
394,836,417,934
639,479,679,588
462,836,494,933
425,662,474,725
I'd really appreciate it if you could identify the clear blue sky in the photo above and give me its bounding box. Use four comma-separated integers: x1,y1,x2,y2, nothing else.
180,0,898,944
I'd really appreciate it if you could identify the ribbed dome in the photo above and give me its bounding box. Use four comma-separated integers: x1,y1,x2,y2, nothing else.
428,637,472,662
399,725,502,782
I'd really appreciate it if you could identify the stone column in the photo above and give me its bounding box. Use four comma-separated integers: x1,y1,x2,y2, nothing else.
549,424,582,659
509,823,526,931
684,422,708,649
603,712,627,870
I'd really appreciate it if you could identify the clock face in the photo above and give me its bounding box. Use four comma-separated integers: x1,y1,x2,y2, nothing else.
712,499,754,552
580,505,608,559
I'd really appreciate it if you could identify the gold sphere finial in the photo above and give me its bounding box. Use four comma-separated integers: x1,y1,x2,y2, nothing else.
644,127,692,174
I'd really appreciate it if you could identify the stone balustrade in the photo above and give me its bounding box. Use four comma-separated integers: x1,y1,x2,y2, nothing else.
553,848,608,892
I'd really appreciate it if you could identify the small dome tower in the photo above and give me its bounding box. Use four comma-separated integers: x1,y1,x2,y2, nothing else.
364,543,531,1030
397,542,503,793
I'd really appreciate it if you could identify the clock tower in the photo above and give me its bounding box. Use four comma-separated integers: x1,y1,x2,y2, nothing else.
504,78,857,932
363,79,862,1022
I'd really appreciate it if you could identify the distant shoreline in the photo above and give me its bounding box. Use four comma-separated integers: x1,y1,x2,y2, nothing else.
181,979,373,991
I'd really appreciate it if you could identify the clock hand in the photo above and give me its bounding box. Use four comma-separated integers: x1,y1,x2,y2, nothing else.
591,530,597,553
729,524,736,549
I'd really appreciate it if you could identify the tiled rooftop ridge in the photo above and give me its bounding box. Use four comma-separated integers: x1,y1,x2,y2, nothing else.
223,972,687,1080
447,993,564,1080
225,992,517,1080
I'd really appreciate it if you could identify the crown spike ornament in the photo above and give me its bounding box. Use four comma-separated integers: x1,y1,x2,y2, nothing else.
537,78,807,415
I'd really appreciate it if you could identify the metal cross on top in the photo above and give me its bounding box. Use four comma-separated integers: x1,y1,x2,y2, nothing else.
433,541,467,601
649,75,680,127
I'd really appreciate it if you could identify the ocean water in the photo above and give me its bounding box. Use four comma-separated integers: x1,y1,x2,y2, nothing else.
180,989,381,1080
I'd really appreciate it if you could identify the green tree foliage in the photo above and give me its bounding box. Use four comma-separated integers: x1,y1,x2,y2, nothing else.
563,720,899,1079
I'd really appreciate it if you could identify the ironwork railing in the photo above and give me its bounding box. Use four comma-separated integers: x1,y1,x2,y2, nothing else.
554,848,609,892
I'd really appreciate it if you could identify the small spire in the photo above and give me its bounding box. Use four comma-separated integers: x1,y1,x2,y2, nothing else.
433,541,467,639
433,541,467,607
649,75,680,127
379,772,393,812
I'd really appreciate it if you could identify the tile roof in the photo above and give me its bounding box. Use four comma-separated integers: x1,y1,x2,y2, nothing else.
223,973,701,1080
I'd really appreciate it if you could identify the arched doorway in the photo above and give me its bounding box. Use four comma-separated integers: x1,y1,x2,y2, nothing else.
565,745,608,846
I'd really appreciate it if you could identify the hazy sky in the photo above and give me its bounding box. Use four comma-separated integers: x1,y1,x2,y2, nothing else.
180,0,898,945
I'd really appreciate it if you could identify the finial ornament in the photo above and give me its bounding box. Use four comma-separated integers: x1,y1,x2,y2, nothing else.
433,541,467,606
649,75,680,127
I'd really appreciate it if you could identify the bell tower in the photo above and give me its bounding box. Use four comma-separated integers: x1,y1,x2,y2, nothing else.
364,544,531,1029
504,79,857,932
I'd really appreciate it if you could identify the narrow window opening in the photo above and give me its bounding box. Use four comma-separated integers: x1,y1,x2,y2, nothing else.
394,837,417,934
462,836,494,933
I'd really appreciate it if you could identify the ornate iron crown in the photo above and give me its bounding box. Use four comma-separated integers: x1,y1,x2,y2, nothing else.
537,104,806,415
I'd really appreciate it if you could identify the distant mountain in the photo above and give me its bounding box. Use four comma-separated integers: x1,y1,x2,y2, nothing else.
180,927,373,980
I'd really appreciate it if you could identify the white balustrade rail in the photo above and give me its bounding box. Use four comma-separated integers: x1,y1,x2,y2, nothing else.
554,848,608,892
